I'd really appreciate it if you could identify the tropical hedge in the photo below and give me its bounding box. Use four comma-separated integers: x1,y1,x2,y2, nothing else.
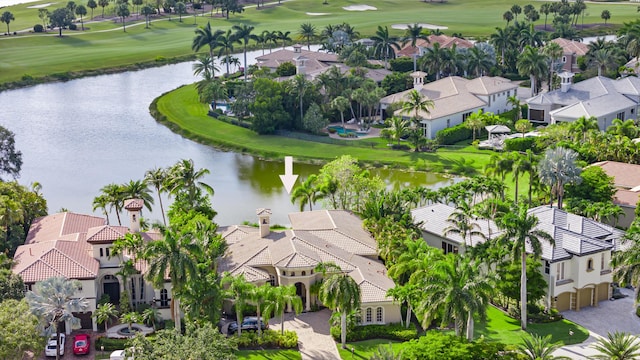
330,323,418,342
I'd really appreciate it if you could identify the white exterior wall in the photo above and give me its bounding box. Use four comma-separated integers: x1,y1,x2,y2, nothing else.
484,89,517,115
361,302,402,325
421,107,482,139
92,244,120,268
550,251,612,297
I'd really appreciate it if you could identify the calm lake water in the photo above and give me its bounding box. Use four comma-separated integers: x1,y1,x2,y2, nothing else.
0,48,456,226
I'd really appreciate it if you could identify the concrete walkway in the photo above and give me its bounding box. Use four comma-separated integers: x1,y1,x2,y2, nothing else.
554,287,640,359
271,309,340,360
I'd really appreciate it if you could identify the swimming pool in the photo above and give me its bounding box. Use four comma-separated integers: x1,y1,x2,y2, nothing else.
327,125,364,137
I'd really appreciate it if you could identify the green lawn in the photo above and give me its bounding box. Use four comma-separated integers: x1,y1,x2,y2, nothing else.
155,84,496,172
474,305,589,346
337,339,407,360
1,0,637,84
236,349,302,359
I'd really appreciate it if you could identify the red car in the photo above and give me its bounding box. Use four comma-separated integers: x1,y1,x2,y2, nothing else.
72,334,90,355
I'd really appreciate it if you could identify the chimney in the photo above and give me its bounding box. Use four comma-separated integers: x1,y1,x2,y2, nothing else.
124,199,143,233
256,208,272,238
293,44,302,53
411,71,427,90
294,55,307,75
559,71,574,93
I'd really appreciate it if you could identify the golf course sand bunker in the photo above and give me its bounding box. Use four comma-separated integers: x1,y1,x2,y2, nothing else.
306,12,330,15
343,4,377,11
27,2,54,8
392,23,449,30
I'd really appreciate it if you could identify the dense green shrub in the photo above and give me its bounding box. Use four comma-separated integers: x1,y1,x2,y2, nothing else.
435,124,472,145
504,136,538,152
95,336,128,351
402,331,518,360
390,57,414,73
69,24,77,30
276,62,296,77
236,329,298,349
33,24,44,32
330,323,418,342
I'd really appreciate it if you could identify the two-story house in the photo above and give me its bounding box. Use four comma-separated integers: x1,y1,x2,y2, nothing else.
411,204,625,312
12,199,171,333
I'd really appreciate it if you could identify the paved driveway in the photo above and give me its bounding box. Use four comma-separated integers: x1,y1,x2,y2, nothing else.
553,287,640,359
270,309,340,360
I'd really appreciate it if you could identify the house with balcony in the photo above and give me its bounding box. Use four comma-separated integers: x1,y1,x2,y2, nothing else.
217,208,401,325
525,73,640,128
380,72,518,139
12,200,170,333
411,204,624,312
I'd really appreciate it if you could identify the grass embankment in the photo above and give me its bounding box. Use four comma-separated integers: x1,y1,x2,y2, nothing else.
1,0,637,86
153,84,495,172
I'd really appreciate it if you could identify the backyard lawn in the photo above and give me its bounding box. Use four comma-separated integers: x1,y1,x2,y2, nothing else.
337,339,406,360
236,349,302,359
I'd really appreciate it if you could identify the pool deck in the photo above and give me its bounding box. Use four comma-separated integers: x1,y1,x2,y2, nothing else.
326,123,381,140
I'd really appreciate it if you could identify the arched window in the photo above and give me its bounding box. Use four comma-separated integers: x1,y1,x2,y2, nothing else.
376,307,383,323
587,258,594,271
291,272,295,276
365,308,372,323
139,277,145,300
282,270,286,276
301,271,306,276
160,289,169,307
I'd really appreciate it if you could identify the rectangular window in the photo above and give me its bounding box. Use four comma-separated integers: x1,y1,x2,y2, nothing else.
446,119,450,128
601,254,605,270
99,248,103,257
441,242,458,255
544,260,550,274
462,112,473,121
376,307,383,323
617,112,625,121
106,248,110,257
556,262,566,281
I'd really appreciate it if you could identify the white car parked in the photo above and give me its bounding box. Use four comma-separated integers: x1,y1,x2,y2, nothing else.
45,333,66,357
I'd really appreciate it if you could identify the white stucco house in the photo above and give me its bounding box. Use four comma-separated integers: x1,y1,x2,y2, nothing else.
526,73,640,129
12,200,172,333
380,72,518,139
217,208,402,325
411,203,625,312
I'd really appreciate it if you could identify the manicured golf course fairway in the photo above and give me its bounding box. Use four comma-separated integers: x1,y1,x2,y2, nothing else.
1,0,637,85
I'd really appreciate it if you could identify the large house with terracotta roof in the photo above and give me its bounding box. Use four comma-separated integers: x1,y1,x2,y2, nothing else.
12,200,170,333
590,161,640,229
395,35,474,58
218,209,401,325
550,38,589,74
380,72,518,138
412,203,625,312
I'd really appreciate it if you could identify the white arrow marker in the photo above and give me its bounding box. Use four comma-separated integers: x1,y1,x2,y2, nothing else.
279,156,298,194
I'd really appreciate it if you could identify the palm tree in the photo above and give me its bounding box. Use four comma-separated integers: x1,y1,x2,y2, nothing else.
542,41,563,91
611,234,640,303
591,331,640,359
192,22,224,79
420,42,446,80
248,284,273,336
401,89,434,127
1,11,14,33
517,334,569,360
519,24,544,49
216,29,238,75
607,118,638,139
144,167,168,226
569,116,599,142
464,110,485,142
277,30,292,49
401,23,428,72
490,27,515,67
232,24,256,82
298,22,316,51
386,116,410,145
316,262,360,349
264,284,303,335
415,253,495,340
26,277,89,360
371,25,400,70
517,45,548,97
330,96,350,128
466,45,494,77
221,273,255,337
167,159,214,206
503,10,514,26
99,183,125,225
143,227,201,332
93,302,118,331
121,179,154,212
444,200,486,248
291,174,322,211
371,344,403,360
120,311,142,333
386,283,417,328
537,147,582,209
141,306,160,330
507,95,522,121
497,204,553,330
92,194,111,224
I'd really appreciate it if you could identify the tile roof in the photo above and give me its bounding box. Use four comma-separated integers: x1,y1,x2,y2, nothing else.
591,161,640,189
219,210,395,304
26,212,106,244
123,199,144,210
550,38,588,56
381,76,516,121
396,36,473,57
414,203,623,262
85,225,129,244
